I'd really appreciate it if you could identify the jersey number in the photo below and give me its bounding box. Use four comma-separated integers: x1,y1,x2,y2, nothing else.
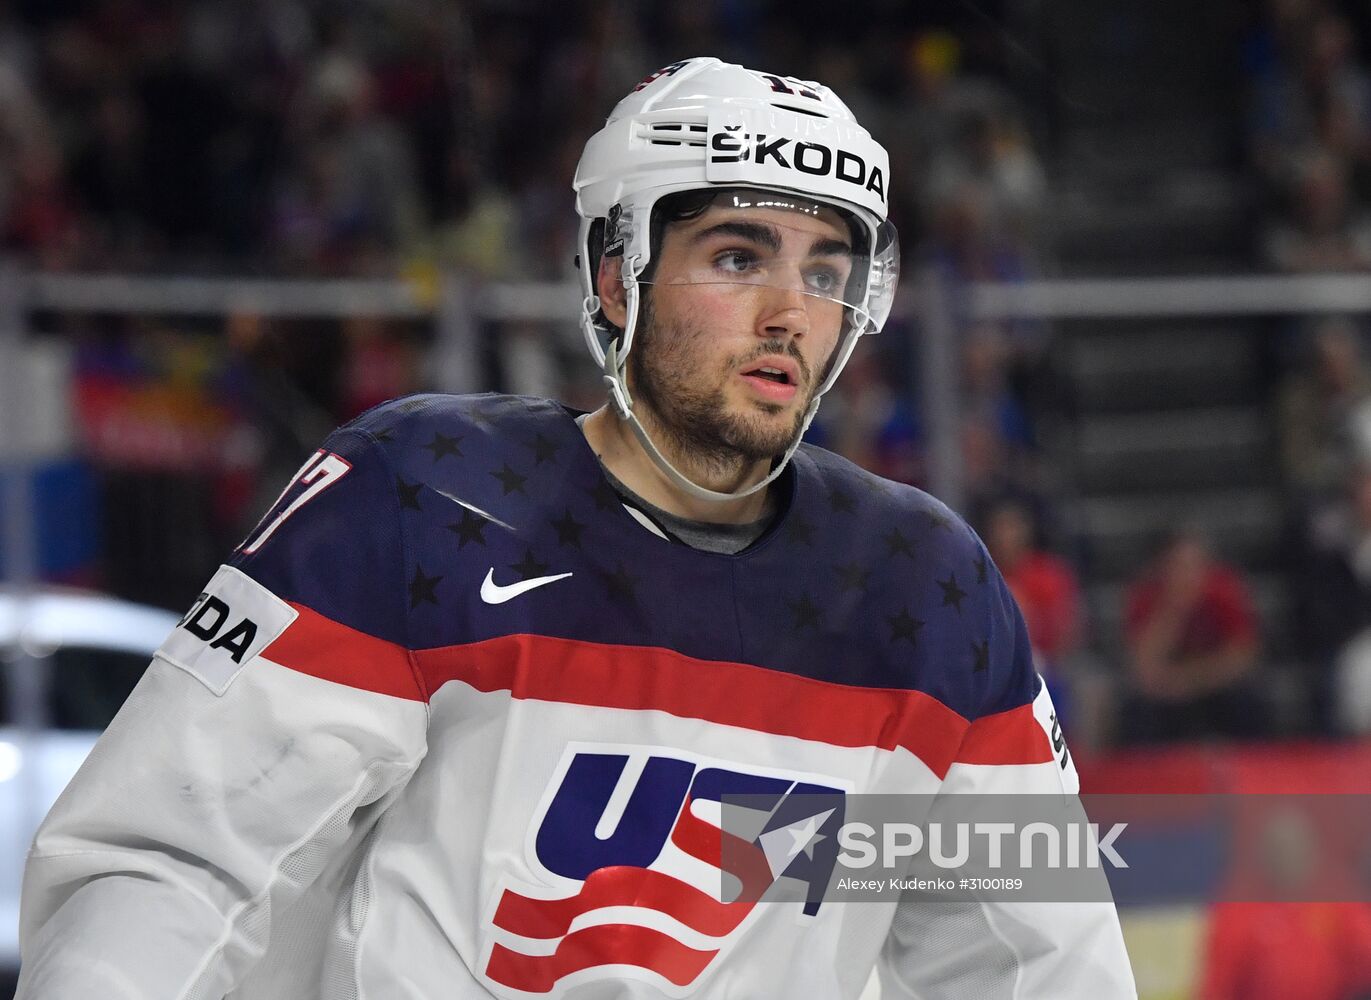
759,74,821,101
239,450,352,554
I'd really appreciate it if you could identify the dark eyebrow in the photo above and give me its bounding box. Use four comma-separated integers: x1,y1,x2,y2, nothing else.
810,237,854,259
690,220,781,253
689,220,854,258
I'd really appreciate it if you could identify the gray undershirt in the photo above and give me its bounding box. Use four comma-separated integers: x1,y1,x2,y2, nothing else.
578,414,775,554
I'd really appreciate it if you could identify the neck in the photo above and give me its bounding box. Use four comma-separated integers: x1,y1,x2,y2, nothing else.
582,406,775,523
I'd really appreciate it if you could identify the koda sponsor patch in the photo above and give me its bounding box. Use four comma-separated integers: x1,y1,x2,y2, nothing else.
705,109,889,214
157,564,298,694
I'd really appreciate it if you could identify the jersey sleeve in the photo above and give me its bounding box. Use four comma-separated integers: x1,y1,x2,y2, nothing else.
17,427,429,1000
878,551,1138,999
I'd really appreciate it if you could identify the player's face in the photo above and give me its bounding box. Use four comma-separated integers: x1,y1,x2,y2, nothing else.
628,202,853,465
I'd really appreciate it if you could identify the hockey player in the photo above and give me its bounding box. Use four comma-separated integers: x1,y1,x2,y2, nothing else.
17,58,1136,998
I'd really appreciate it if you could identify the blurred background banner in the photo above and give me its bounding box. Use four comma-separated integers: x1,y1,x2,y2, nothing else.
4,0,1371,996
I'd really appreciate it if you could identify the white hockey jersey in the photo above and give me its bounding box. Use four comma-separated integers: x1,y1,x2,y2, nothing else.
18,393,1136,999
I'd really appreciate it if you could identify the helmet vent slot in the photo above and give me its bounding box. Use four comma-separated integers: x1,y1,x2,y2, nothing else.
641,122,708,147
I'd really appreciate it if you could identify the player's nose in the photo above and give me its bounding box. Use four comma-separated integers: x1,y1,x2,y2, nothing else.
755,283,810,340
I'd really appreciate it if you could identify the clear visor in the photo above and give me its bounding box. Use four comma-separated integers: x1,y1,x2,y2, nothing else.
630,191,899,335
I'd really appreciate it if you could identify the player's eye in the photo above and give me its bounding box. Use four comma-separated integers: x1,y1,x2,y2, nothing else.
714,250,760,274
804,265,845,294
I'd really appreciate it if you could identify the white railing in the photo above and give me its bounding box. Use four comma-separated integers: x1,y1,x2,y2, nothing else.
966,272,1371,319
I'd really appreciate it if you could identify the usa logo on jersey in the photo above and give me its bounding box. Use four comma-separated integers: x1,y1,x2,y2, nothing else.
480,745,848,995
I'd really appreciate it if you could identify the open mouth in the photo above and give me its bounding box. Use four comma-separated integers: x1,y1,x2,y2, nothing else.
739,360,800,401
744,365,792,385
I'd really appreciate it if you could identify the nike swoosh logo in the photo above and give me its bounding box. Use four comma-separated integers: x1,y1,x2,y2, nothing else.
480,568,573,604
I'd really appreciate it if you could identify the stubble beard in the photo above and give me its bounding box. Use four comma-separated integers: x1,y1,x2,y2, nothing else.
627,296,815,483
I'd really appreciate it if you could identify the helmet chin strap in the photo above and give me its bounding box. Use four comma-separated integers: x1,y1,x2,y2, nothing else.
600,261,860,505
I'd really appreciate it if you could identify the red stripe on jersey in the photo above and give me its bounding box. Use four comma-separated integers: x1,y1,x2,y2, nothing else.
493,865,752,940
486,923,716,991
415,634,971,777
954,703,1054,766
669,794,777,906
262,602,424,701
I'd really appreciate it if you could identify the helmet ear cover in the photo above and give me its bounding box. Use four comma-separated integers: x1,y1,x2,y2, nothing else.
584,188,716,341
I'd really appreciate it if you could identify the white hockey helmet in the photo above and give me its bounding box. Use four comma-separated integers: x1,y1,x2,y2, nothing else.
573,56,900,502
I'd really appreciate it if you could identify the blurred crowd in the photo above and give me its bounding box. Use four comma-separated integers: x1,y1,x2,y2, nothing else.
1239,0,1371,744
1251,1,1371,274
1279,317,1371,738
971,0,1371,753
0,0,1045,278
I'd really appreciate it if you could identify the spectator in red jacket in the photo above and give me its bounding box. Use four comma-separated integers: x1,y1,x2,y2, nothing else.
1119,529,1267,744
983,498,1082,719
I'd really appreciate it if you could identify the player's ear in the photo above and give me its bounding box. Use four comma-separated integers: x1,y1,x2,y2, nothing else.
596,255,628,330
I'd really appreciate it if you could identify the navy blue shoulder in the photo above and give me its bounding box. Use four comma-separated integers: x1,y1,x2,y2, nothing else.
756,442,1035,722
339,392,571,446
337,393,583,492
791,442,983,564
